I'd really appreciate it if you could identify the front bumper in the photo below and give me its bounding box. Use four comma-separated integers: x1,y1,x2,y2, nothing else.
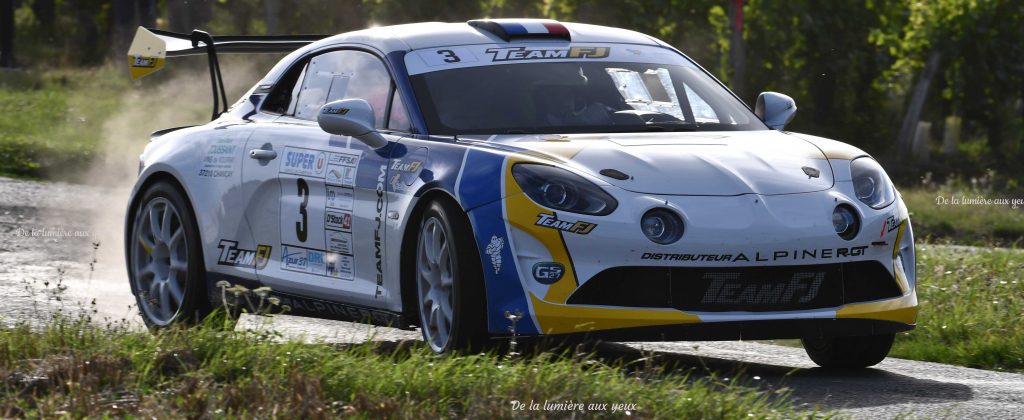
467,158,917,337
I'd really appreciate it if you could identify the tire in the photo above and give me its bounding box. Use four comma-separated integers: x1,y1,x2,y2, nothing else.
414,200,488,353
128,181,213,329
801,333,895,368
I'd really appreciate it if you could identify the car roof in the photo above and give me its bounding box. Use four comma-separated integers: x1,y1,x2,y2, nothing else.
259,20,670,85
321,20,664,51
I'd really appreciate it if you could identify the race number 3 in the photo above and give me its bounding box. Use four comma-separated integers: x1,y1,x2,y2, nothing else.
436,49,461,63
296,178,309,242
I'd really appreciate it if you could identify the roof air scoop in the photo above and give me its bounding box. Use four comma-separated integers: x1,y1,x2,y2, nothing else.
468,19,571,42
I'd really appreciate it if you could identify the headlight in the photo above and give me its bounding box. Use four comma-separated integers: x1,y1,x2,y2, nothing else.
832,204,859,240
850,157,895,209
511,164,617,216
641,208,684,244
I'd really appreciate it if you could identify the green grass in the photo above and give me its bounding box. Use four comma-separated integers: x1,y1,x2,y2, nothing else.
889,244,1024,372
900,185,1024,246
0,315,820,418
0,67,129,180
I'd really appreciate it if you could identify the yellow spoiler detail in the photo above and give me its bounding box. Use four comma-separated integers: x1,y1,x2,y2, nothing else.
127,27,166,80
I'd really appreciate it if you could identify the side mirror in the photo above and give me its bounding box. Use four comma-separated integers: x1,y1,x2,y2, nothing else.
754,92,797,130
317,98,387,149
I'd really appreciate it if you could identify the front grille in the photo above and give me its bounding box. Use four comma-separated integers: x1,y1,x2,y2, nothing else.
566,261,901,312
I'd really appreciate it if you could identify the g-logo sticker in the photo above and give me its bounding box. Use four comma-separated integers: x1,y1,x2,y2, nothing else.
532,262,565,284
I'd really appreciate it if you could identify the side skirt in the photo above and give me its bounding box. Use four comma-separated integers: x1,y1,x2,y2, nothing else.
204,273,414,330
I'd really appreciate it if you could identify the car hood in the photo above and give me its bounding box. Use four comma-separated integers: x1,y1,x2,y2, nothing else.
469,131,835,196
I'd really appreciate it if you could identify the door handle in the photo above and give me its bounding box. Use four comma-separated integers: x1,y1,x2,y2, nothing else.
249,149,277,160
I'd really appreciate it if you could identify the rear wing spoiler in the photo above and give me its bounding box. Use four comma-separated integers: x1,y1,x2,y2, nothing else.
127,27,327,120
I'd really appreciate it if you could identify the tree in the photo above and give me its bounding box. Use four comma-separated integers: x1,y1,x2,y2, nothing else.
0,0,14,67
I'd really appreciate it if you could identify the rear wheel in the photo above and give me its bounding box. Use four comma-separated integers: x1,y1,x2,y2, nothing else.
128,181,212,329
415,200,488,353
801,333,895,368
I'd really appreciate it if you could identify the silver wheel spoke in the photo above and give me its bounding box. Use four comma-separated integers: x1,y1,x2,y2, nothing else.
161,206,174,243
149,206,163,240
138,233,157,253
158,283,172,319
168,226,184,250
147,277,160,300
417,217,456,352
167,278,184,304
132,196,189,326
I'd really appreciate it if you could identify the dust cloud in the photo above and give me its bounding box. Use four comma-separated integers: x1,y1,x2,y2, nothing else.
75,56,278,319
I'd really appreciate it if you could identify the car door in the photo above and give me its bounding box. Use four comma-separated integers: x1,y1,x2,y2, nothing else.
241,48,403,310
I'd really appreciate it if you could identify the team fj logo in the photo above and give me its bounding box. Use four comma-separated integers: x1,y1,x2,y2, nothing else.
880,214,900,238
390,160,422,173
485,46,610,62
535,213,597,235
131,55,157,68
485,235,504,274
217,240,271,270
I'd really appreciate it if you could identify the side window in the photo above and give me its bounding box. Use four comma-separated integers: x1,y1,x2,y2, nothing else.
293,50,391,127
387,89,411,132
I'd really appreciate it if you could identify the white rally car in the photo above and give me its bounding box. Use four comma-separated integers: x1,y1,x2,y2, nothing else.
125,19,916,367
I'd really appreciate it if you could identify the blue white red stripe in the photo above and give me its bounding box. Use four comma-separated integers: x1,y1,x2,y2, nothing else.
497,20,569,37
469,19,571,40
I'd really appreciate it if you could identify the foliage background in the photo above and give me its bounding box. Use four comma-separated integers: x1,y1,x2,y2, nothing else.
1,0,1023,188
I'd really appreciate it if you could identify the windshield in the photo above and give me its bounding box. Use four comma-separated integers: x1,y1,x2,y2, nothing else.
407,45,766,135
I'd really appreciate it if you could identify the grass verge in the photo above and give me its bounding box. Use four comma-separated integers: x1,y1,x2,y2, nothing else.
0,315,818,418
0,67,128,180
900,184,1024,246
889,244,1024,372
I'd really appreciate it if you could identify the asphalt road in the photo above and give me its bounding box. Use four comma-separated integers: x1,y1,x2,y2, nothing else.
1,175,1022,419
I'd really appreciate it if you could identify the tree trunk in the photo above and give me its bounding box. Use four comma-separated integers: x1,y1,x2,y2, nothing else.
0,0,14,67
137,0,156,29
31,0,56,33
167,0,189,33
727,0,746,101
898,51,941,159
111,0,136,58
264,0,280,34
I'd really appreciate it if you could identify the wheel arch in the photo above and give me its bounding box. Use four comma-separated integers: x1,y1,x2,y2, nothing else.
398,187,488,326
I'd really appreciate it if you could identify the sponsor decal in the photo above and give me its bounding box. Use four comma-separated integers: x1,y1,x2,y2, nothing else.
198,137,238,178
281,246,308,271
281,245,326,275
640,246,869,262
532,262,564,284
535,213,597,235
281,147,327,177
374,164,387,297
131,55,156,68
700,272,825,305
325,211,352,231
216,240,271,270
801,166,821,179
880,215,900,238
485,235,504,274
322,107,350,115
485,46,610,62
389,173,405,193
325,186,354,211
390,160,423,173
326,230,353,255
325,252,355,280
329,152,360,166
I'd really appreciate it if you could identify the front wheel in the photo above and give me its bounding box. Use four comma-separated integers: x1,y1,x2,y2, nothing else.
128,181,212,329
415,200,488,353
801,333,895,368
